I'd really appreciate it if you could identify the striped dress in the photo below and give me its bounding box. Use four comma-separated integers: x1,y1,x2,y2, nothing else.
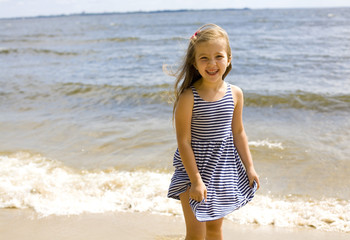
167,82,257,222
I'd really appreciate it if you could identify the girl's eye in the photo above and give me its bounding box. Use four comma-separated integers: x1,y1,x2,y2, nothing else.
216,55,224,59
200,57,208,60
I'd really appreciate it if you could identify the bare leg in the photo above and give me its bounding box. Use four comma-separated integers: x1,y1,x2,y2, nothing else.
206,218,224,240
179,188,206,240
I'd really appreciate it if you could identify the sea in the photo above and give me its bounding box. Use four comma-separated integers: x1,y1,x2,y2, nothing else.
0,8,349,233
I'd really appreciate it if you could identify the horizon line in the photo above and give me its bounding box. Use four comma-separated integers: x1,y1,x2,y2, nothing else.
1,6,349,20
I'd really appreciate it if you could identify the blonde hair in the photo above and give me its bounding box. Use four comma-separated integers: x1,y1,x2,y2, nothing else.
172,23,232,119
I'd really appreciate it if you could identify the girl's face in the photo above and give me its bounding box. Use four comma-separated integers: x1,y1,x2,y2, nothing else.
193,38,231,83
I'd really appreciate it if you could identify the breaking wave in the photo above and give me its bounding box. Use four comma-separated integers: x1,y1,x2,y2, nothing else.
0,152,349,233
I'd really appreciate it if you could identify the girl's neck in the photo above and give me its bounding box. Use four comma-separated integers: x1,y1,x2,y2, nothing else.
195,78,225,91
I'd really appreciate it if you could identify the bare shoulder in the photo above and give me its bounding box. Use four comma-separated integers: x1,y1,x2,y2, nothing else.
175,88,193,126
177,88,194,105
176,88,194,112
230,84,243,103
180,87,194,99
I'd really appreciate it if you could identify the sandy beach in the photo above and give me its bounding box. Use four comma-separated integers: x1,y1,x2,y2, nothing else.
1,209,348,240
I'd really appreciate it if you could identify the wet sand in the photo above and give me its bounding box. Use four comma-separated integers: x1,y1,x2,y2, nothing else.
0,209,348,240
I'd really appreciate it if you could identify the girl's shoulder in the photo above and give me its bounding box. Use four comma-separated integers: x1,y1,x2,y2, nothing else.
227,83,244,104
175,87,194,115
178,87,194,103
228,83,243,97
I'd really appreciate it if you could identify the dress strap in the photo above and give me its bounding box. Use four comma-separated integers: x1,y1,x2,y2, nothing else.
226,82,231,95
191,86,199,97
225,82,234,103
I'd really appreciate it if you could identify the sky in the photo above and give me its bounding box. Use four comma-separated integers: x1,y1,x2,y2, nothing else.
0,0,350,18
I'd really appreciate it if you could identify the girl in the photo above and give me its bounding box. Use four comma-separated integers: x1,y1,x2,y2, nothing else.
167,24,260,240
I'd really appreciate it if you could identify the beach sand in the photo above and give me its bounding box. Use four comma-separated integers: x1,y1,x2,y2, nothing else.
0,209,348,240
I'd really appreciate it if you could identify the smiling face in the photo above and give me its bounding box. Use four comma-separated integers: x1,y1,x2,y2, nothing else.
193,37,232,83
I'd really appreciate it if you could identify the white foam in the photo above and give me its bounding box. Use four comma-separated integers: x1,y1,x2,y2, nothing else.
0,152,180,217
0,152,348,233
227,195,350,233
249,139,284,149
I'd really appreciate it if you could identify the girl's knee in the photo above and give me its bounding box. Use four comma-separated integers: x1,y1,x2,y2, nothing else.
205,219,223,239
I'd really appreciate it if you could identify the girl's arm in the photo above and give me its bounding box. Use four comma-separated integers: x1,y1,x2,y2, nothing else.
231,86,260,189
175,89,207,202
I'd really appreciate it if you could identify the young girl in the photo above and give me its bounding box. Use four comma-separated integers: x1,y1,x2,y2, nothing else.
167,24,260,239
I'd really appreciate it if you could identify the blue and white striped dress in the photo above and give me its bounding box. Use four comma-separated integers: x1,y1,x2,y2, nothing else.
167,82,257,222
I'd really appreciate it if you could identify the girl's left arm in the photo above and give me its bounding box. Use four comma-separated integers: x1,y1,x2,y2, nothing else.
231,86,260,189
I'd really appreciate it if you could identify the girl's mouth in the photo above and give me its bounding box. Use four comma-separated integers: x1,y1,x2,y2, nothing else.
206,70,219,76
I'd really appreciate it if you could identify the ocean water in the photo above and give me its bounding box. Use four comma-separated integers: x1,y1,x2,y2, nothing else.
0,8,349,233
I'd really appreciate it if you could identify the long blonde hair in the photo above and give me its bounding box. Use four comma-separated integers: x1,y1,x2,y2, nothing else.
172,24,232,119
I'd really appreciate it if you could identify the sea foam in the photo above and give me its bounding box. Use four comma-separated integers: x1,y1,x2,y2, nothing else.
0,152,348,233
248,139,284,149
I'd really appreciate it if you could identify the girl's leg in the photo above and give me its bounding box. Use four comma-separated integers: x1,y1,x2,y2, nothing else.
179,189,206,240
206,218,224,240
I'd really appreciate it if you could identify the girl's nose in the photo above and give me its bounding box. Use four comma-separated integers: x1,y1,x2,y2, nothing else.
208,58,216,66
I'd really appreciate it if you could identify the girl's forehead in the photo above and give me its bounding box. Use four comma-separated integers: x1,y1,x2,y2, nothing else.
194,38,228,55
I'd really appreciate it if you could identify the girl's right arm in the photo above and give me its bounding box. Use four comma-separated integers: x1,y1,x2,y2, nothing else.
175,89,207,202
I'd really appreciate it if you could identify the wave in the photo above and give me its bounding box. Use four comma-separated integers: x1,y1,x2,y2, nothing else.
0,48,79,56
245,91,350,112
0,48,16,54
227,194,349,233
248,139,284,150
104,37,139,42
0,35,179,45
3,81,350,112
86,37,140,43
60,83,350,112
0,151,349,233
0,34,58,43
56,82,173,106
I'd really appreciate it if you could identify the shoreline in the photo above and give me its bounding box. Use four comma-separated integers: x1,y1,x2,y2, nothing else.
1,209,348,240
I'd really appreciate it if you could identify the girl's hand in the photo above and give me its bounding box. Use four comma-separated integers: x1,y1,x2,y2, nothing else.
189,179,207,202
247,167,260,190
